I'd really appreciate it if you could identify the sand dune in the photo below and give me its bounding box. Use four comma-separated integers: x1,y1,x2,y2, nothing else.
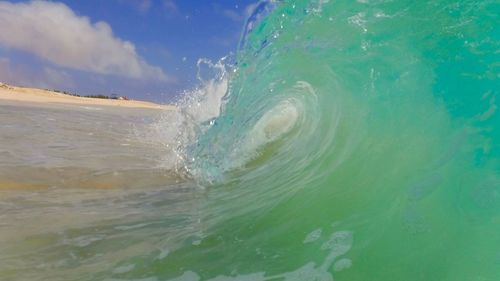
0,82,173,109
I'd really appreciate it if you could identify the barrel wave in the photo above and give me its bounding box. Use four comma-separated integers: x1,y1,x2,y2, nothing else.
1,1,498,280
8,0,492,280
162,0,500,280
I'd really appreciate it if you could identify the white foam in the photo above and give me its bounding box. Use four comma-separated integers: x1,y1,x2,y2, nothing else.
252,101,299,143
224,100,300,170
320,231,353,253
141,58,230,174
303,228,323,243
169,231,354,280
157,248,170,260
112,264,135,274
333,258,352,272
114,223,150,231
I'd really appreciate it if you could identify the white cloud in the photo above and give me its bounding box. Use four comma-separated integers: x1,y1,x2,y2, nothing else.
0,57,74,89
0,0,171,81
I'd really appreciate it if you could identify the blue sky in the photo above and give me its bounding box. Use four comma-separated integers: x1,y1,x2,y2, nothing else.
0,0,257,102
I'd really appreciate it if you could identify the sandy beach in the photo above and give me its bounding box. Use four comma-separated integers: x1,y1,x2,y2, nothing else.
0,82,173,109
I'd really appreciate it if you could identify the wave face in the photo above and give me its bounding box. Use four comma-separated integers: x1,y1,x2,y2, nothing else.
171,0,499,280
5,0,496,280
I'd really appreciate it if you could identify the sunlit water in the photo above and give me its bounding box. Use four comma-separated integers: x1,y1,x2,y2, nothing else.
1,0,499,280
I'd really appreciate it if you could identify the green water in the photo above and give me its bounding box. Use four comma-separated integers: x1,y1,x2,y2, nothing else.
177,0,500,280
1,0,498,280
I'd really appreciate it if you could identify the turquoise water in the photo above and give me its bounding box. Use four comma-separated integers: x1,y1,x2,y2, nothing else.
0,0,499,280
181,0,499,279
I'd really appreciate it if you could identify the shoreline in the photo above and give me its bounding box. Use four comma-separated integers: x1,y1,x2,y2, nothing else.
0,83,174,110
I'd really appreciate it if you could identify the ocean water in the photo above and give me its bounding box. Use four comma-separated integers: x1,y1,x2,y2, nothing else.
1,0,499,280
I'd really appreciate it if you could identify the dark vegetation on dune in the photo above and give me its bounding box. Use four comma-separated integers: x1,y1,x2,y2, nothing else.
50,89,129,100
